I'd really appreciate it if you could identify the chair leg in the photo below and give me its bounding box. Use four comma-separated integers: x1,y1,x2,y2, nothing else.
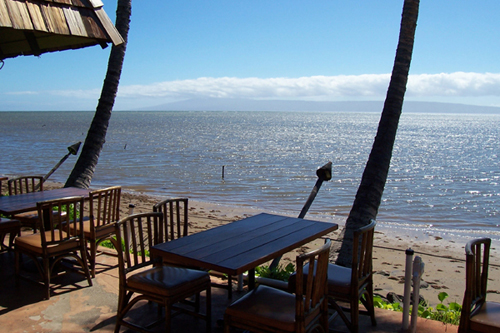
114,289,130,333
43,257,51,300
223,314,231,333
164,303,172,332
206,284,212,333
321,298,329,333
367,283,377,326
80,244,93,286
195,292,201,312
90,240,96,278
351,297,359,333
14,249,20,286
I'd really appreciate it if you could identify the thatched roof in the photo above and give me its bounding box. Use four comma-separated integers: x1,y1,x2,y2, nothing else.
0,0,124,60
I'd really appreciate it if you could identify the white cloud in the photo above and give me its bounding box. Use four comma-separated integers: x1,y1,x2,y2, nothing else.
117,74,392,99
115,72,500,101
407,72,500,96
10,72,500,103
5,91,40,96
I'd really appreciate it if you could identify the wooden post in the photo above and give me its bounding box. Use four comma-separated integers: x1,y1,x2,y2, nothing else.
270,162,332,269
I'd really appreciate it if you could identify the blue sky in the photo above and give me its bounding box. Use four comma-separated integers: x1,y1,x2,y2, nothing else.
2,1,500,111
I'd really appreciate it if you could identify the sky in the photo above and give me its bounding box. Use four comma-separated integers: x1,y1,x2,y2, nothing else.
2,1,500,111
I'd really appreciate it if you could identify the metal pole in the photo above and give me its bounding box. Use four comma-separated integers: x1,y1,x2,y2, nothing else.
410,256,425,333
402,248,414,330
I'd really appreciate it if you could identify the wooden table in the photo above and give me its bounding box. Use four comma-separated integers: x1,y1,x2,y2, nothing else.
0,187,91,216
151,213,338,297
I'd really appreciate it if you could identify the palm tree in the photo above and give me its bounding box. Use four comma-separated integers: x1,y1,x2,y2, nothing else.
65,0,131,188
336,0,420,267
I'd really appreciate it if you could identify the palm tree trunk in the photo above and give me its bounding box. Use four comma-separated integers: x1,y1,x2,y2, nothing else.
336,0,420,267
65,0,131,188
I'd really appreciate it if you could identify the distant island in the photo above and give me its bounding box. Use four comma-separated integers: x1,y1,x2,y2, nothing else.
138,98,500,114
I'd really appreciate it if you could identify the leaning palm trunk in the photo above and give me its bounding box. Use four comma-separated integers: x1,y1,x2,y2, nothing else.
336,0,420,267
65,0,132,189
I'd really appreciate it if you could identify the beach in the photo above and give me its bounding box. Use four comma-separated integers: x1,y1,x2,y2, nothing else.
19,181,495,309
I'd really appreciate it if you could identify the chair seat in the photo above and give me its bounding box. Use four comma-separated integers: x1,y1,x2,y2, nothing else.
14,210,67,230
226,284,297,332
13,210,39,224
289,262,352,295
72,218,115,239
127,266,210,297
0,217,21,230
15,230,79,255
470,301,500,331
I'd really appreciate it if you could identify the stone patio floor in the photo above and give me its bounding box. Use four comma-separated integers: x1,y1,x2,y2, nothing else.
0,249,458,333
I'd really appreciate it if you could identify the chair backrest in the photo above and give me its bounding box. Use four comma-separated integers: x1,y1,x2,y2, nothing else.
0,176,7,196
36,196,85,248
351,219,376,291
89,186,121,231
295,239,331,330
113,212,166,275
8,176,44,195
458,238,491,332
153,198,188,240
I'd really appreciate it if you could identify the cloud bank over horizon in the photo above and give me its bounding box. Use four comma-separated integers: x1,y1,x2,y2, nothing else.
7,72,500,109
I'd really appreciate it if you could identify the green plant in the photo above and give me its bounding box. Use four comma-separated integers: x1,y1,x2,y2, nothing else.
255,263,295,282
419,292,462,325
373,292,462,326
99,237,148,256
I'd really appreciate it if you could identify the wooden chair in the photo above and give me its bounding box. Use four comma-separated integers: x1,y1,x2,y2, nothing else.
326,220,376,333
0,176,7,196
291,220,375,333
76,186,121,277
14,196,92,300
153,198,188,240
153,198,237,299
113,212,212,333
0,217,21,252
458,238,500,333
224,240,331,333
8,176,44,231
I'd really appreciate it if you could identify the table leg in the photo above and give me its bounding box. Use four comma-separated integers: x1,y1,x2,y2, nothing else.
248,268,256,290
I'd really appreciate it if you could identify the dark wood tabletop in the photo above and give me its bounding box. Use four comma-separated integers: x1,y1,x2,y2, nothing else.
151,213,338,282
0,187,91,215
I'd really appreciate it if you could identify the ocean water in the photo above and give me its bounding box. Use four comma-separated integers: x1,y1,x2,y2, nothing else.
1,111,499,241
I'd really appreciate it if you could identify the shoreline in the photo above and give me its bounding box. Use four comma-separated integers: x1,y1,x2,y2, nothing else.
3,179,500,308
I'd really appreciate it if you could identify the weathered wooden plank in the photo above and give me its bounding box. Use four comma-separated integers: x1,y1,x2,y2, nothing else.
41,2,70,35
26,0,48,32
94,7,123,45
0,0,13,28
88,0,103,8
6,0,34,30
38,1,55,32
69,0,91,9
63,6,87,36
79,7,106,39
52,0,72,5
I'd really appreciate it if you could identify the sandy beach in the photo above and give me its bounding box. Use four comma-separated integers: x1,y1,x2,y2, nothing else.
122,185,500,309
4,180,500,310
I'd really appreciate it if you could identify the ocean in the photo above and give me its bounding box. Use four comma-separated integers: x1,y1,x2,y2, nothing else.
1,111,499,242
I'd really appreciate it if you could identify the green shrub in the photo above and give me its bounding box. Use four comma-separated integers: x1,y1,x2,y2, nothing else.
255,263,295,282
373,292,462,326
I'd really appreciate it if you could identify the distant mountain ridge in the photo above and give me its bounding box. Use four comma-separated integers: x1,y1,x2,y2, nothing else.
140,98,500,114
